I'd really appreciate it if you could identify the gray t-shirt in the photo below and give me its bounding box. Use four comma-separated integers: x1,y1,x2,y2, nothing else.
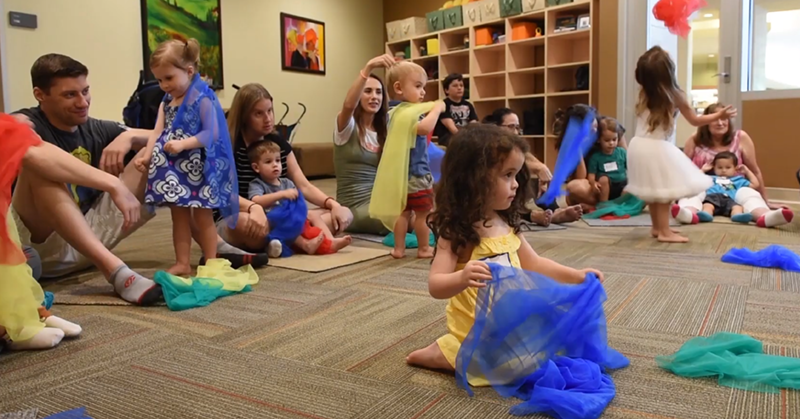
248,177,296,213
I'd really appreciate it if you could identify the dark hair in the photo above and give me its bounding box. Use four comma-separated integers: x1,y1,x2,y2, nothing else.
635,46,683,133
246,140,281,163
428,124,531,256
442,73,464,91
354,74,389,152
713,150,738,166
696,103,733,148
482,108,515,125
30,54,89,93
553,104,595,150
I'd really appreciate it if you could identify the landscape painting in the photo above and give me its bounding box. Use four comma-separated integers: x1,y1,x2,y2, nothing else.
281,13,326,75
140,0,224,87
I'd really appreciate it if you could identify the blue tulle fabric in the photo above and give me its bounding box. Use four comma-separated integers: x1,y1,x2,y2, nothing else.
722,245,800,273
265,190,308,257
171,74,239,228
456,264,629,419
43,407,93,419
428,141,445,183
537,111,598,206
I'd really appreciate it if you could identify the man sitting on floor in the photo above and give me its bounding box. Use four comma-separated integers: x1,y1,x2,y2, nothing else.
11,54,263,305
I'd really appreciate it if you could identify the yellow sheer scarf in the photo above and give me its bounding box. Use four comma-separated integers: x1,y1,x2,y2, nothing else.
0,210,46,342
369,101,436,230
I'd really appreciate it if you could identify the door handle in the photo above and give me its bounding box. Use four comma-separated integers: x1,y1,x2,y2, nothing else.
715,56,732,84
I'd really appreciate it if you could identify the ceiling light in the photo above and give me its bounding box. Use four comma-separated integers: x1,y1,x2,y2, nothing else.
704,13,713,17
709,54,715,57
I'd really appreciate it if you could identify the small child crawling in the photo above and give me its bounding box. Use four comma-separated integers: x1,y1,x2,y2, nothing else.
246,141,351,256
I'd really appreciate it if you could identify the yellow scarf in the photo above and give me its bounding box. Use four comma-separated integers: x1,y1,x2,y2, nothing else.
369,101,435,230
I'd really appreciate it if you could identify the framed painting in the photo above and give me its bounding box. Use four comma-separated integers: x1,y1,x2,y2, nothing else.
140,0,224,89
280,13,326,75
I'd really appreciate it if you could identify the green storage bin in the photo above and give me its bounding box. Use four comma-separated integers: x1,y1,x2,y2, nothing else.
426,10,445,32
443,6,464,29
547,0,574,6
500,0,523,17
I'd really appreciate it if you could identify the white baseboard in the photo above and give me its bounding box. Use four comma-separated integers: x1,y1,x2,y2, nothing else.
767,187,800,204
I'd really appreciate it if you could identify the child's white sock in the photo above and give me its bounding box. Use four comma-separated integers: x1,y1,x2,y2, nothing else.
671,204,698,224
44,315,82,338
757,208,794,228
7,327,64,350
110,265,161,305
267,240,283,258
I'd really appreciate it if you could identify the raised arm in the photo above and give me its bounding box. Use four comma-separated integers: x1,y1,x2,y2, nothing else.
677,95,737,127
337,54,396,132
417,101,446,135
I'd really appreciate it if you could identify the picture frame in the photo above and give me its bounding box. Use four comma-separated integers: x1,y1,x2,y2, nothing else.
280,13,326,75
577,14,591,30
140,0,224,89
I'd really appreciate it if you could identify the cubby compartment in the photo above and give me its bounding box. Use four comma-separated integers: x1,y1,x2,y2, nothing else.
472,73,506,100
507,68,545,97
472,45,506,75
412,35,439,58
415,58,440,83
507,38,544,71
472,98,506,122
546,63,589,94
546,1,590,36
547,30,590,64
509,97,545,136
507,13,545,42
386,40,411,60
473,21,506,48
423,80,441,102
440,27,470,53
440,51,469,78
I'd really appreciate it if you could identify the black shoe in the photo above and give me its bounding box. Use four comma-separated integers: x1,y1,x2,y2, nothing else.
200,253,269,269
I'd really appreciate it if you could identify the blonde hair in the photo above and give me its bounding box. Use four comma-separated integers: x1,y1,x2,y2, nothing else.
386,61,427,94
227,83,274,146
635,46,683,133
150,38,201,72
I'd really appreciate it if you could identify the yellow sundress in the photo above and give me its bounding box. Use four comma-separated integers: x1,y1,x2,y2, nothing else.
436,232,521,386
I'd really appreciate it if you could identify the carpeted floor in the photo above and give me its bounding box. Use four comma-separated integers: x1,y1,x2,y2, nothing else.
2,179,800,419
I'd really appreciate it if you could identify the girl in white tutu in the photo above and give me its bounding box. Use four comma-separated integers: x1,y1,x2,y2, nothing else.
627,46,736,243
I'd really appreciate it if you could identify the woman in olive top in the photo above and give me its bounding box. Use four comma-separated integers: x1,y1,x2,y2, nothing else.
333,54,394,234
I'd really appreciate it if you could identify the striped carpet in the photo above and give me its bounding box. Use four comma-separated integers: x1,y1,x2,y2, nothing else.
2,179,799,418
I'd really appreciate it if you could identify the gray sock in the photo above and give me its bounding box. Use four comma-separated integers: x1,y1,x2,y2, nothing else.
110,265,161,306
217,241,252,255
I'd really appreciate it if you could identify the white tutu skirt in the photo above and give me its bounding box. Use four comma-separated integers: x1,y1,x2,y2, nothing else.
626,137,712,203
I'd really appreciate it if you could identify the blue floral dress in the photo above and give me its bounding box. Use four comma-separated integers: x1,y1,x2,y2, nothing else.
144,95,222,209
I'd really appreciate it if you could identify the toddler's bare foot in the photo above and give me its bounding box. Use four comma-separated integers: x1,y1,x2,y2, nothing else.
406,342,454,371
331,235,352,252
651,228,680,238
391,248,406,259
551,205,582,224
166,263,192,277
298,234,325,254
657,230,689,243
417,246,435,259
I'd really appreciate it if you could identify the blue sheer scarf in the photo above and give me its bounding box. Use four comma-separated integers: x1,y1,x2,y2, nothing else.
456,264,629,418
537,111,597,206
171,74,239,228
266,190,308,257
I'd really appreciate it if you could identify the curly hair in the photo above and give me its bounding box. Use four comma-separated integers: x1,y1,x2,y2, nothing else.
428,124,531,256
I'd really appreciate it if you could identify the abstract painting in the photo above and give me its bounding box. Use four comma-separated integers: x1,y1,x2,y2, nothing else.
280,13,326,75
140,0,224,88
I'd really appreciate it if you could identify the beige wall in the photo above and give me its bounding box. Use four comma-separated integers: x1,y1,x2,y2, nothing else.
742,97,800,189
3,0,384,144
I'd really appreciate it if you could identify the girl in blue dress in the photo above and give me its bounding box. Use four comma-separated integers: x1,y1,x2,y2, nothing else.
135,39,238,276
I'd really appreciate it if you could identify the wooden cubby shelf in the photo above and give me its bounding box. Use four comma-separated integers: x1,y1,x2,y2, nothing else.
386,0,599,168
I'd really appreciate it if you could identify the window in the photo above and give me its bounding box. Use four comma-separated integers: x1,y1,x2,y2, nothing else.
747,2,800,91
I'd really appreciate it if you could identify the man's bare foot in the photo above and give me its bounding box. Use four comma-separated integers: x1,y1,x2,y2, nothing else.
298,234,325,254
391,247,406,259
406,342,454,371
656,230,689,243
166,263,192,276
417,246,435,259
331,235,352,252
551,205,583,224
530,210,552,227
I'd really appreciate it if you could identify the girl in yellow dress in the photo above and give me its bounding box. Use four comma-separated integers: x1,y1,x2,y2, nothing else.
405,124,604,380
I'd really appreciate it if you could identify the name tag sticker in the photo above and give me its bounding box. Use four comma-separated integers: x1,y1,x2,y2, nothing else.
603,162,618,172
